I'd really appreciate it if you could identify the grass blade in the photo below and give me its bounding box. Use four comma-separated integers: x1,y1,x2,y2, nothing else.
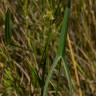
43,1,73,95
62,58,74,95
40,31,52,95
4,8,12,45
58,1,73,95
43,56,61,96
58,6,70,57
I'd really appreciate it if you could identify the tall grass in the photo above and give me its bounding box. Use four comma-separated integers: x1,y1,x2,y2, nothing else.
0,0,96,96
43,1,73,95
4,8,12,45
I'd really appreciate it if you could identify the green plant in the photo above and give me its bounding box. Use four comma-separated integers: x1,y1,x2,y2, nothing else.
4,8,12,45
1,0,96,96
43,0,73,96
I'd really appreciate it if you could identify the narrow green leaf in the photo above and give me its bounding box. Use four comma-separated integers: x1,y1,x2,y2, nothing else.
57,1,73,95
57,7,70,57
43,56,61,96
43,1,73,96
62,58,74,95
4,8,12,45
40,31,52,95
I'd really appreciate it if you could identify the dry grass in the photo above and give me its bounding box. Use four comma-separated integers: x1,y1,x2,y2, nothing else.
0,0,96,96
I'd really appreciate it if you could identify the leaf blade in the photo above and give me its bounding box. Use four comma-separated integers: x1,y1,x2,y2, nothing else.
4,8,12,45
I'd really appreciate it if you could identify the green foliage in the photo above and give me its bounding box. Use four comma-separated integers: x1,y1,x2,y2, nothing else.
4,8,12,45
0,0,96,96
3,68,22,96
43,1,73,95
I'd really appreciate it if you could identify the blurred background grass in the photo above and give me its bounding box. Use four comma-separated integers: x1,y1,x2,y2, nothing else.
0,0,96,96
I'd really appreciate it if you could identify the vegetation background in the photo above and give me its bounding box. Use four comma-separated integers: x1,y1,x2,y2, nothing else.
0,0,96,96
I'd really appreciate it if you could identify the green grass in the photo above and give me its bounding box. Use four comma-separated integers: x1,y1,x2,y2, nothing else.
0,0,96,96
43,2,73,95
4,8,12,45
